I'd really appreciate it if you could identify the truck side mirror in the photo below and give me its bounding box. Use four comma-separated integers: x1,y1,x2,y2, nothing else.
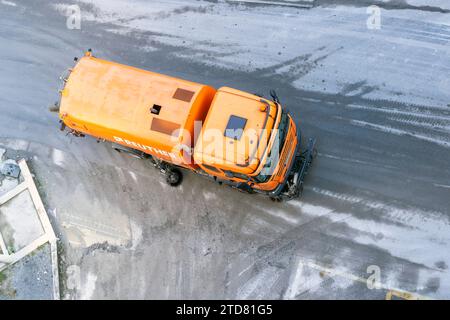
270,90,280,104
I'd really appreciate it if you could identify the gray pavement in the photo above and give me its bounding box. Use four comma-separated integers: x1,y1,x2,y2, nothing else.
0,0,449,299
0,244,53,300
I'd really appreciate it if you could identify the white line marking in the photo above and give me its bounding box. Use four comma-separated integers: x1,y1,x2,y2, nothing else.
238,263,255,277
284,257,305,299
0,232,8,256
351,119,450,148
1,0,17,7
434,183,450,189
288,259,430,300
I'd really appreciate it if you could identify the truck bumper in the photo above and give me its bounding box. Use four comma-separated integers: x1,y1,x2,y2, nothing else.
267,129,316,200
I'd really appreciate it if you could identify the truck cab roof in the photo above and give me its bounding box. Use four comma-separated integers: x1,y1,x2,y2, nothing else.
194,87,280,174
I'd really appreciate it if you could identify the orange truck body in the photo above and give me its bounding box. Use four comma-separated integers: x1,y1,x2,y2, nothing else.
58,52,315,200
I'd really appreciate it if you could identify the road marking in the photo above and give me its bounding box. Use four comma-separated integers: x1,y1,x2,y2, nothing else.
350,119,450,148
1,1,17,7
284,257,305,299
434,183,450,189
286,259,430,300
238,263,255,277
318,152,383,166
386,290,421,300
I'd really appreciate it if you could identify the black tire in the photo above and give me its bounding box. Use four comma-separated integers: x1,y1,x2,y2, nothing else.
166,168,183,187
236,182,254,194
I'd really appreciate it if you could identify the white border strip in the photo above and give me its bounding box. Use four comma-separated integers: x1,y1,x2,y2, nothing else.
0,232,8,256
0,182,27,206
19,160,57,241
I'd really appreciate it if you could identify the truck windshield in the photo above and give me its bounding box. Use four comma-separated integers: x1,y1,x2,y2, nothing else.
253,111,289,183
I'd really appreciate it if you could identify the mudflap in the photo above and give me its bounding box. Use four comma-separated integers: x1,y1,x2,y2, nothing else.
282,137,316,200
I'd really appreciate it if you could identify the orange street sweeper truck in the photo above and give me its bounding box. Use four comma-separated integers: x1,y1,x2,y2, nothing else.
56,50,315,201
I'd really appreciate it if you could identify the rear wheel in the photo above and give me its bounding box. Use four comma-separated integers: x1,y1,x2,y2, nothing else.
166,168,183,187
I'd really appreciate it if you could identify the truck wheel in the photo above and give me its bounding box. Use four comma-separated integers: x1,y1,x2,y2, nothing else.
236,182,254,194
166,168,183,187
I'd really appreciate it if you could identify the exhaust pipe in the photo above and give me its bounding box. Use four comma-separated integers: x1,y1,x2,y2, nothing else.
49,102,60,113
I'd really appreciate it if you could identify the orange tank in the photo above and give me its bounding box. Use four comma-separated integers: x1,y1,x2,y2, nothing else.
59,54,216,168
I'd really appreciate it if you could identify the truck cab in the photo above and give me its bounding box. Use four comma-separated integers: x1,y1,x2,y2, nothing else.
194,87,314,200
